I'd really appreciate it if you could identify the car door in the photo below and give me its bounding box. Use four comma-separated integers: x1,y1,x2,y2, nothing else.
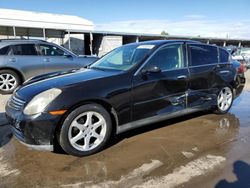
132,43,189,121
7,43,45,79
187,43,219,108
38,43,81,74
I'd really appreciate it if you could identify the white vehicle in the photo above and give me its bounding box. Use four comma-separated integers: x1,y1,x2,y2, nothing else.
240,48,250,63
231,47,250,69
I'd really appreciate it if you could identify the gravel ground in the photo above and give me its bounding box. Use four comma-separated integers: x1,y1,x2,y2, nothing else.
0,95,9,113
245,70,250,90
0,95,9,125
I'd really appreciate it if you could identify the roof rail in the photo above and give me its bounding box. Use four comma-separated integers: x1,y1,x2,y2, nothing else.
0,39,48,42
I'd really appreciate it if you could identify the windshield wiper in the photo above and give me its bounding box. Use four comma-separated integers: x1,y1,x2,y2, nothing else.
90,66,106,71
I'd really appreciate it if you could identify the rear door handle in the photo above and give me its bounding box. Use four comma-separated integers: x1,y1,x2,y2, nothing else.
43,58,50,62
177,75,187,80
9,58,16,62
219,70,230,74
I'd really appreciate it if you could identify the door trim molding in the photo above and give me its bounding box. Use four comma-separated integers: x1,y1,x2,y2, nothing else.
116,107,201,134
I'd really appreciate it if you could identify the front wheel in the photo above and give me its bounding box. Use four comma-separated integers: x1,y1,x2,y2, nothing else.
214,86,234,114
58,104,112,157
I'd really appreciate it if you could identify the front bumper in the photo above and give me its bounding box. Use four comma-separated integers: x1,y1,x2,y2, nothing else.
11,127,54,151
5,105,62,151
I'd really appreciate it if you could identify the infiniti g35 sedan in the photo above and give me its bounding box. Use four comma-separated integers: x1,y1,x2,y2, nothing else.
0,39,98,94
5,40,245,156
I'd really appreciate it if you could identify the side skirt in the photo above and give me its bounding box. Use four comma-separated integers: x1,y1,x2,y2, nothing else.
116,108,203,134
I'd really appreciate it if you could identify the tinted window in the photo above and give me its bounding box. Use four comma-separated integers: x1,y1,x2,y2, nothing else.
219,48,229,63
11,44,37,55
146,44,184,70
189,44,218,66
0,46,9,55
39,44,64,56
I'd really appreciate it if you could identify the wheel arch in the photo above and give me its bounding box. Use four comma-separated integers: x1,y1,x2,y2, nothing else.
0,67,25,84
53,99,119,147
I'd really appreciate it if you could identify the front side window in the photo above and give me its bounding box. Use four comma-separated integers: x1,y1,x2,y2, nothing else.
90,44,155,71
189,44,218,66
39,44,64,56
0,46,10,55
10,44,37,55
145,44,185,71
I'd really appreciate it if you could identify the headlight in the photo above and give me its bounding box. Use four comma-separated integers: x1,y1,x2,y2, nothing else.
24,88,62,115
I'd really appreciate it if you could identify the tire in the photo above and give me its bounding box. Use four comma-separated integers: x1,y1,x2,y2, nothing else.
214,86,234,114
58,104,112,157
0,70,21,95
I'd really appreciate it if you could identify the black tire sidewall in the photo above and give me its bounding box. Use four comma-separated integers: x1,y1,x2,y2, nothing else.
59,104,112,157
0,70,20,94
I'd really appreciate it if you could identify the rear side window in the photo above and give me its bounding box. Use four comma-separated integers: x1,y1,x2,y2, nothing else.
39,44,64,56
0,46,10,55
10,44,38,55
219,48,229,63
189,44,218,66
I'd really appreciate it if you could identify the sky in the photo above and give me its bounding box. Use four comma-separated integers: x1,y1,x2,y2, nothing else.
0,0,250,39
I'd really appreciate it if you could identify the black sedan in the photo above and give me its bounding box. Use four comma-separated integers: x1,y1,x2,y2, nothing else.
5,40,245,156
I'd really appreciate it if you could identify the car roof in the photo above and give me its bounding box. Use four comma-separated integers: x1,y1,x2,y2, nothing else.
0,39,46,43
125,39,202,47
0,39,48,48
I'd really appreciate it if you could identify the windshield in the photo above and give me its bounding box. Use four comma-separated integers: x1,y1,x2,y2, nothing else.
90,44,155,71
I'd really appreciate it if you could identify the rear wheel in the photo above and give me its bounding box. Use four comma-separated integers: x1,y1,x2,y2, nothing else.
59,104,112,157
214,86,233,114
0,70,20,94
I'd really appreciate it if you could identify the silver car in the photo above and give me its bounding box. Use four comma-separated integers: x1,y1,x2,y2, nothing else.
0,39,98,94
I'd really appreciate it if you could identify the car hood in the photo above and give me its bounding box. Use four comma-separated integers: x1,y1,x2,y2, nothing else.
17,68,120,100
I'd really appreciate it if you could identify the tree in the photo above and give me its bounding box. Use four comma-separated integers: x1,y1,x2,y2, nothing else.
161,31,169,36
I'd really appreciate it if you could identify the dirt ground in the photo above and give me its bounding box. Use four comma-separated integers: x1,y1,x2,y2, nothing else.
0,71,249,188
244,70,250,90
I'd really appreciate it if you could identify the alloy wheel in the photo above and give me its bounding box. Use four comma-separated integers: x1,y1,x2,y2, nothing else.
68,111,107,152
0,73,17,91
217,87,233,112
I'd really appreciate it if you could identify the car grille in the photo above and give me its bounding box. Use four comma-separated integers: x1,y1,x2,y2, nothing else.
8,94,26,111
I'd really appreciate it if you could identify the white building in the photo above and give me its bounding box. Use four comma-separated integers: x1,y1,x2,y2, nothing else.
0,8,94,54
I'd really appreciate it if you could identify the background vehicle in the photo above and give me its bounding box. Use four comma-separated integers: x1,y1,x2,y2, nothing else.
240,48,250,69
232,59,246,96
6,40,245,157
0,39,99,94
227,46,250,70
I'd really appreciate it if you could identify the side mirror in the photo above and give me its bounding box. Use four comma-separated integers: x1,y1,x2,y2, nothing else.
64,53,72,58
141,66,161,74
